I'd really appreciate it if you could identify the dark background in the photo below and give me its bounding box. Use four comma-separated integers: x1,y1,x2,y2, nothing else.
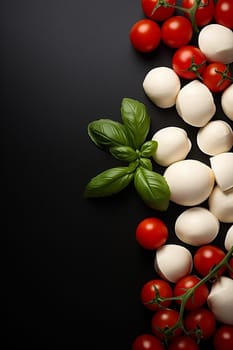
3,0,232,348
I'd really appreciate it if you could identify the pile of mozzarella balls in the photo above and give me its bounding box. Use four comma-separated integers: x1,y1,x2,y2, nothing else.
143,24,233,230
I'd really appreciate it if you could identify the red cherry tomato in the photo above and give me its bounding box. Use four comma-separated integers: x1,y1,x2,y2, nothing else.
213,325,233,350
132,333,165,350
135,217,168,250
184,307,216,340
181,0,215,27
161,16,193,48
168,335,200,350
173,275,209,310
151,308,182,340
193,245,227,277
215,0,233,29
140,279,173,311
129,19,161,53
201,62,232,93
172,45,206,79
141,0,177,21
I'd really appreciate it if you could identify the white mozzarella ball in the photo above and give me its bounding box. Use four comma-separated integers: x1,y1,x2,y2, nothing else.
175,207,220,246
197,120,233,156
154,244,193,283
221,84,233,121
207,276,233,325
208,185,233,223
176,80,216,127
151,127,192,166
210,152,233,191
143,66,181,108
225,225,233,252
163,159,215,206
198,24,233,64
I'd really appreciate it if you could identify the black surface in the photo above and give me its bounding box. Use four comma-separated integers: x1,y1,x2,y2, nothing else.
3,1,232,348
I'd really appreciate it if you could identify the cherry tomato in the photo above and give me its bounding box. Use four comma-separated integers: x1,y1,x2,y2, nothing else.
193,245,227,277
215,0,233,29
141,0,177,22
140,279,173,311
151,308,182,340
181,0,215,27
201,62,232,93
228,257,233,279
161,16,193,48
172,45,206,79
132,333,165,350
184,307,216,340
213,325,233,350
129,19,161,53
173,275,209,310
168,335,200,350
135,217,168,250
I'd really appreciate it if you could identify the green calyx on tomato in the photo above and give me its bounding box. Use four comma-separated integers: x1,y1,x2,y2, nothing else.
84,97,171,211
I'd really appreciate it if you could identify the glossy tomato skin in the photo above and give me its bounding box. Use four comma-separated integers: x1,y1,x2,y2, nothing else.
132,333,165,350
215,0,233,29
129,19,161,53
161,16,193,48
182,0,215,27
201,62,232,93
141,0,177,21
168,335,200,350
140,279,173,311
173,275,209,310
213,325,233,350
184,307,216,340
193,245,227,277
172,45,206,79
136,217,168,250
151,308,182,340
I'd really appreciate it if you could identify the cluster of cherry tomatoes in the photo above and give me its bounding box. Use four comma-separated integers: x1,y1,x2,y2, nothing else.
129,0,233,93
133,217,233,350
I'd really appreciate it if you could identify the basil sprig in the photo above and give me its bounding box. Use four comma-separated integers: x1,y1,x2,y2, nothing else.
84,97,171,211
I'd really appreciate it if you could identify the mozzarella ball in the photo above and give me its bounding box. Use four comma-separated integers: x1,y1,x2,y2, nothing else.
143,66,181,108
208,185,233,223
163,159,215,206
175,207,219,246
154,244,193,283
176,80,216,127
207,276,233,325
198,24,233,64
151,127,192,166
221,84,233,121
210,152,233,191
225,225,233,252
197,120,233,156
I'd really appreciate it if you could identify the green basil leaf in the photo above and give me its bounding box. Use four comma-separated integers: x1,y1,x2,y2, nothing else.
139,158,153,170
84,166,135,198
134,166,170,211
110,145,138,162
140,140,158,158
88,119,130,150
121,97,150,149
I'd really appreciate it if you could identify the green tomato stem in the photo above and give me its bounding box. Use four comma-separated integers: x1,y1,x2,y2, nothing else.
162,245,233,339
152,0,205,33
